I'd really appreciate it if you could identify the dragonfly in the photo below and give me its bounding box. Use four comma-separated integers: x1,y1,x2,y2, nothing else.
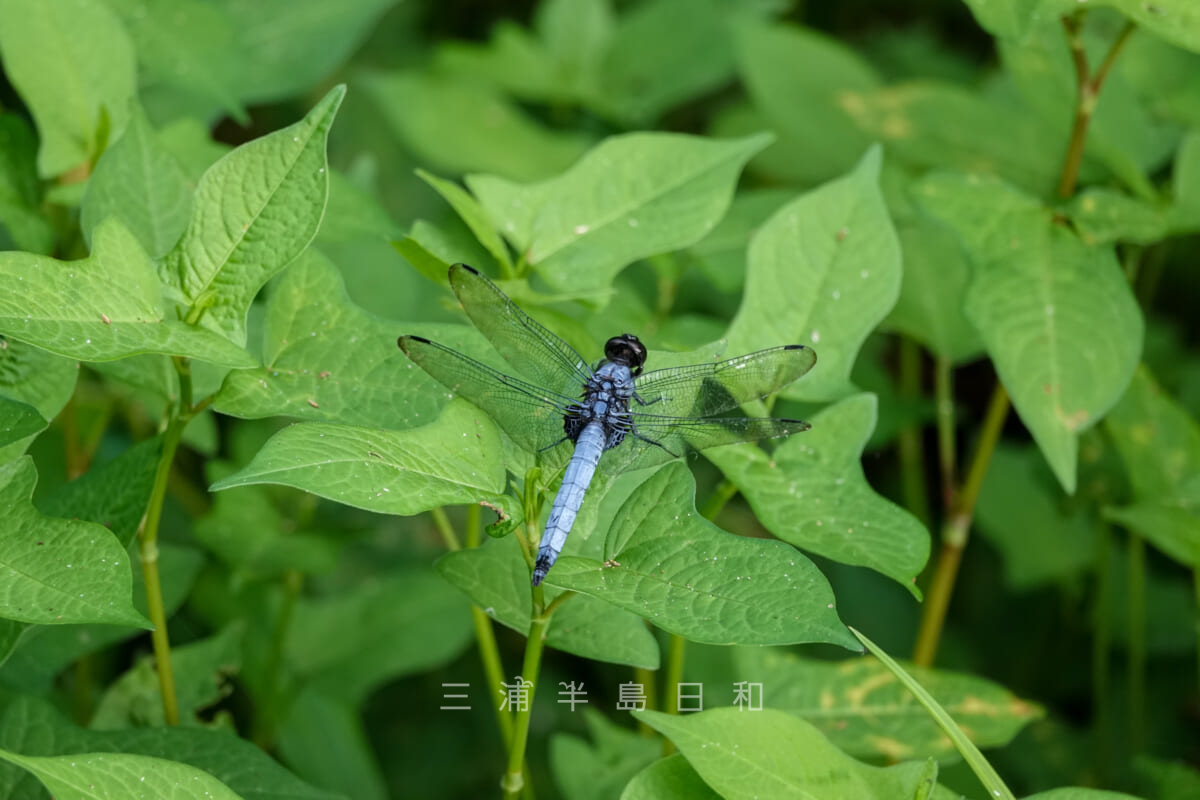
398,264,817,586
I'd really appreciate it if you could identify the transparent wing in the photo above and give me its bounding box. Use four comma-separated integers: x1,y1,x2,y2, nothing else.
634,345,817,418
449,263,593,396
603,412,811,473
399,335,574,453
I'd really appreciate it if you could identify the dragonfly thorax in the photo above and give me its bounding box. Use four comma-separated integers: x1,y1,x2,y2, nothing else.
564,361,636,449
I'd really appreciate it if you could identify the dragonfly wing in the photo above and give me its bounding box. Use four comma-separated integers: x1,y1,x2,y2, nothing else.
399,335,574,453
449,264,593,396
634,345,817,418
603,413,811,473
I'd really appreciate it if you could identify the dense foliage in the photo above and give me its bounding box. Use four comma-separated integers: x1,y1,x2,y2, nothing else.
0,1,1198,798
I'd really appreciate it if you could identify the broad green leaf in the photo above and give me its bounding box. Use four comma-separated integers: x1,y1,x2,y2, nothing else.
210,400,506,515
733,647,1043,760
852,627,1015,800
213,0,399,105
1134,756,1200,800
0,114,54,253
707,394,930,595
1105,366,1200,498
547,462,856,648
725,147,901,402
0,339,77,425
685,188,795,295
635,708,938,800
436,534,661,669
976,444,1097,589
286,568,473,703
417,170,513,273
1104,500,1200,567
1067,187,1170,245
195,469,338,577
1091,0,1200,54
0,695,339,800
0,218,255,366
163,85,345,346
959,0,1056,41
435,21,573,106
621,754,721,800
536,0,614,101
551,709,660,800
469,132,770,295
214,251,477,429
1024,790,1144,800
917,172,1143,493
317,170,402,243
597,0,767,125
0,0,135,176
0,542,202,683
365,71,591,182
843,82,1064,196
91,624,242,729
734,21,881,184
276,687,387,800
0,398,44,454
0,748,242,800
885,215,984,363
1173,129,1200,230
81,104,193,259
105,0,248,123
0,457,148,628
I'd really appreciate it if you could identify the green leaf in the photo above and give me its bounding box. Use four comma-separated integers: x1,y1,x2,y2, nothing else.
1134,756,1200,800
417,170,513,273
1023,789,1144,800
104,0,248,123
725,146,901,401
212,0,398,105
81,104,193,259
852,627,1016,800
0,748,243,800
0,340,77,458
635,707,938,800
551,709,659,800
0,397,44,454
91,623,242,729
0,694,339,800
210,400,506,515
885,214,984,363
365,71,591,182
685,188,795,296
1104,500,1200,567
916,172,1143,493
733,647,1043,760
621,754,721,800
214,251,473,429
0,218,255,366
0,543,202,684
0,114,54,253
1091,0,1200,55
163,85,345,346
0,457,148,628
1105,366,1200,499
469,132,770,294
959,0,1056,41
547,462,856,648
0,0,135,176
275,687,387,800
1173,129,1200,230
1067,187,1170,245
707,394,931,595
286,567,473,703
436,534,661,669
976,444,1097,589
734,21,881,184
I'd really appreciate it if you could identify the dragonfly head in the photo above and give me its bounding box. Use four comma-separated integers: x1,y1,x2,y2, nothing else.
604,334,647,374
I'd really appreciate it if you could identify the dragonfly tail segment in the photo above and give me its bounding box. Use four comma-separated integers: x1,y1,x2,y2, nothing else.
532,423,606,586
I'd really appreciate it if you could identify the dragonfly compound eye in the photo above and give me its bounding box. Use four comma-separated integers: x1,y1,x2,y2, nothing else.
604,334,646,369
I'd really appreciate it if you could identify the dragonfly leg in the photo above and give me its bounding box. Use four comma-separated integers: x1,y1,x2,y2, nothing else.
538,436,568,453
631,432,680,459
633,392,665,406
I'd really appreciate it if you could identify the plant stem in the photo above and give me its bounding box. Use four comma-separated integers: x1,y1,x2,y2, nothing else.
913,385,1009,667
1091,522,1114,779
138,414,186,726
934,356,957,511
634,664,658,733
502,586,551,800
429,506,462,551
1127,531,1146,754
897,338,930,527
698,479,738,521
1057,15,1137,199
254,568,303,747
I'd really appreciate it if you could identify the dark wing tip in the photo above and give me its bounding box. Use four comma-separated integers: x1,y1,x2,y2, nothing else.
398,335,431,351
455,263,480,276
783,419,812,431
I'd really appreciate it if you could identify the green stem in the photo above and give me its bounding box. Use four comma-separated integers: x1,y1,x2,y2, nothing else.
462,503,516,748
254,569,303,747
1127,532,1146,754
663,633,688,751
502,586,551,799
429,506,462,551
934,356,956,511
1092,522,1114,779
138,413,186,726
913,385,1009,667
699,479,739,522
897,338,930,526
634,664,658,734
